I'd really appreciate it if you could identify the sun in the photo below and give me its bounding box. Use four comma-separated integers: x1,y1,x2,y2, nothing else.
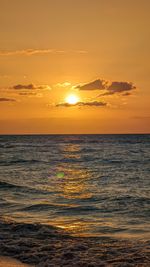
65,94,80,105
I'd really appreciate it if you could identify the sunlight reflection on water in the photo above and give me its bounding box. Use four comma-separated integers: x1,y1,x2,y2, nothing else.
0,134,150,240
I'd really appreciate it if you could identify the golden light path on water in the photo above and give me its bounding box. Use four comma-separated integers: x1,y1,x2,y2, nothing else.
42,142,122,237
47,142,95,235
45,142,134,238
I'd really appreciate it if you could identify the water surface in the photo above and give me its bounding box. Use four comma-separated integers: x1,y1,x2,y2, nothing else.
0,134,149,240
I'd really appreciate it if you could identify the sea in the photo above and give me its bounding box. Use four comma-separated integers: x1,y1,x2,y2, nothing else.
0,134,150,241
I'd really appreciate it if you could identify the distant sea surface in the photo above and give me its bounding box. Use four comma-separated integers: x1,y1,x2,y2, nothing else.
0,134,150,240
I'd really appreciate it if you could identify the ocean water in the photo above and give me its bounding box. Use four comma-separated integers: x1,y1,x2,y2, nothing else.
0,134,150,240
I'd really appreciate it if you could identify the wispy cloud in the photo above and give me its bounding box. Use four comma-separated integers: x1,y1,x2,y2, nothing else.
18,92,37,96
0,49,54,56
0,49,88,56
54,82,71,88
12,84,51,90
0,97,16,102
56,101,107,107
71,50,88,54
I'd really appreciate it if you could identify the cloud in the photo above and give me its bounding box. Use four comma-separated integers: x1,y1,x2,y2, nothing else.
0,49,88,56
0,97,16,102
55,82,71,88
56,101,107,107
99,81,135,96
68,50,87,54
0,49,54,56
75,78,136,97
18,92,37,96
78,101,107,107
122,92,132,96
12,84,51,90
75,79,106,91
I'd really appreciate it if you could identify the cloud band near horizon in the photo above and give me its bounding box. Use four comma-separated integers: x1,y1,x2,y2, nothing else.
56,101,107,107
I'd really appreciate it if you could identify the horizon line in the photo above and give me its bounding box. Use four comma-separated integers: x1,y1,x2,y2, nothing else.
0,133,149,136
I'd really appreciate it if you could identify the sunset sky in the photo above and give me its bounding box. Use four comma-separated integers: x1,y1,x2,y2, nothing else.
0,0,150,134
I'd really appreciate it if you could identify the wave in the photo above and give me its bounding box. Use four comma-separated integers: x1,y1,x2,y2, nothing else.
20,203,100,216
0,181,22,189
0,219,149,266
0,159,46,166
0,181,53,195
21,202,78,212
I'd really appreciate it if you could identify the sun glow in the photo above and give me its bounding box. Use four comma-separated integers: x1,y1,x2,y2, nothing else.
65,94,80,105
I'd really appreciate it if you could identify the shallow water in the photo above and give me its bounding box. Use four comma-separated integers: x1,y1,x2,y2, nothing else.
0,134,150,240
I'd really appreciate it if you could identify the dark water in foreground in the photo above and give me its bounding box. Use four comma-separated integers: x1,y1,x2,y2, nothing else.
0,134,150,240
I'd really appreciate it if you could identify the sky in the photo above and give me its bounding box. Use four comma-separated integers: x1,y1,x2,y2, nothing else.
0,0,150,134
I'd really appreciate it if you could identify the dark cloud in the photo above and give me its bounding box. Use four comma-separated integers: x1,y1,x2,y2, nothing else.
13,84,35,90
122,92,132,96
78,101,107,106
0,97,16,102
108,81,135,94
56,101,107,107
75,79,136,97
18,92,37,96
75,79,106,91
99,81,135,96
12,84,51,90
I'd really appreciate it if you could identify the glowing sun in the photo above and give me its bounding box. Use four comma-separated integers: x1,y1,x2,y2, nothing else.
65,94,80,105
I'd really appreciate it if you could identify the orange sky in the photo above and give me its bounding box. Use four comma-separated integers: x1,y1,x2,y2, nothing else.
0,0,150,134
